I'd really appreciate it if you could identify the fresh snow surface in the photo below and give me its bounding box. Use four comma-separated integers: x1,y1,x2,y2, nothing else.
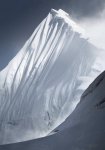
0,9,104,144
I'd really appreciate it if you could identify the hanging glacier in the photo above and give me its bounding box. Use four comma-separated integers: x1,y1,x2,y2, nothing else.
0,9,104,144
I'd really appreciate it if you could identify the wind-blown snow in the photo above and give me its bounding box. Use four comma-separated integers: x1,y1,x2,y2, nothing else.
0,9,104,144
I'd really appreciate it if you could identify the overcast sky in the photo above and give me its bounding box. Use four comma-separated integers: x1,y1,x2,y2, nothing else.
0,0,105,69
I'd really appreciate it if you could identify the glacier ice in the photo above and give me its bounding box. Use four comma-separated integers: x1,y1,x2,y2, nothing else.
0,9,104,144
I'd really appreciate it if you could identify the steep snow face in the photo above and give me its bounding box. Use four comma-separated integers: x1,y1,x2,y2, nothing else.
1,72,105,150
0,9,103,144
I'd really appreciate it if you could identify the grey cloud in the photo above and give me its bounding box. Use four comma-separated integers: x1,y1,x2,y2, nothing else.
64,0,105,19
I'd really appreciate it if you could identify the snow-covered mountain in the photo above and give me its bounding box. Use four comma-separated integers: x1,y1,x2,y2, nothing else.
0,9,104,144
1,71,105,150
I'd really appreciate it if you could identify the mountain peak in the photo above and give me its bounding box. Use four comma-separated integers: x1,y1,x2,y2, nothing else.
0,9,102,144
50,9,85,36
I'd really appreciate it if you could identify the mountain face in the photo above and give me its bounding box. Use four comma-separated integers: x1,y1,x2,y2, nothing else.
1,71,105,150
0,9,104,144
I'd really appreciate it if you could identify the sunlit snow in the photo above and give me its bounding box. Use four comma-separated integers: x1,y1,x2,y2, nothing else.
0,9,104,144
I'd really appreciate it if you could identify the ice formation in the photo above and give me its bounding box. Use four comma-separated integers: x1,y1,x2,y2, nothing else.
0,9,104,144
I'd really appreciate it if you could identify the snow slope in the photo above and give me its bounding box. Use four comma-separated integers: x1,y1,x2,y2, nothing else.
1,71,105,150
0,9,104,144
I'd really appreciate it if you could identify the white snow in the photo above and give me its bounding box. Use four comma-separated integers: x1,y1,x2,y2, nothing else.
0,9,104,144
